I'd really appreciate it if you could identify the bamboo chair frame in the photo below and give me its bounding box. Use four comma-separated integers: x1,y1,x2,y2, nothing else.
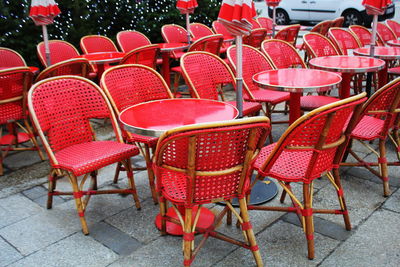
386,19,400,38
28,76,141,234
35,58,91,82
275,24,301,46
341,78,400,197
189,22,214,39
248,93,367,260
0,47,27,67
0,67,44,175
154,117,270,267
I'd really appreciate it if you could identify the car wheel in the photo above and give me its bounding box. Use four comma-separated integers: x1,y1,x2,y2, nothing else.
343,9,363,27
275,9,290,25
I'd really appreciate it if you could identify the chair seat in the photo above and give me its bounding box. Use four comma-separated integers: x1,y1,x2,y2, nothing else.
253,143,318,182
55,141,139,176
126,132,158,146
351,115,385,140
159,170,187,203
300,95,339,110
226,101,262,116
388,66,400,75
245,89,290,105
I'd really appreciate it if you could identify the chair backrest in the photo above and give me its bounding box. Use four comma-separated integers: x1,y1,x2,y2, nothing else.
377,22,397,44
303,32,339,59
116,30,152,53
119,44,159,69
161,24,188,43
100,64,173,113
349,25,384,46
257,17,273,32
356,77,400,138
188,34,223,55
181,51,236,100
0,47,27,68
189,23,214,39
227,45,275,94
243,28,268,49
212,20,234,39
256,93,366,183
0,67,32,124
154,117,271,205
310,20,333,36
35,58,91,82
80,35,118,54
250,19,262,29
28,76,122,158
331,17,344,28
328,28,361,55
386,19,400,38
275,24,301,46
261,39,307,69
37,40,80,67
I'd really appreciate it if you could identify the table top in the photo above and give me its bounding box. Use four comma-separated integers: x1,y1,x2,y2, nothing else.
157,43,189,52
387,39,400,47
309,55,385,73
275,25,311,31
353,47,400,60
119,99,238,137
253,68,342,93
78,52,125,63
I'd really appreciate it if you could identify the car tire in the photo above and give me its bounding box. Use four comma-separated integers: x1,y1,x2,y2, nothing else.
342,9,363,27
275,9,290,25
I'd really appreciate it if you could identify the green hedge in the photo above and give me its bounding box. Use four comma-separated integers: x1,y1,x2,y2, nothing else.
0,0,221,66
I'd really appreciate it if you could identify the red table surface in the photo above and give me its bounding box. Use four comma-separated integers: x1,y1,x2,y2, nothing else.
157,43,189,51
119,99,238,137
309,55,386,73
353,47,400,59
78,52,125,62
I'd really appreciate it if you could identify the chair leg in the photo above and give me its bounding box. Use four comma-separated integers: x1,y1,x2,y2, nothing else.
303,183,315,260
68,173,89,235
183,207,193,267
173,73,181,97
332,169,351,230
379,139,391,197
23,118,45,161
122,159,141,209
144,144,158,204
113,162,122,184
238,198,263,267
226,199,232,225
47,171,58,209
279,182,291,203
159,196,167,236
0,151,3,176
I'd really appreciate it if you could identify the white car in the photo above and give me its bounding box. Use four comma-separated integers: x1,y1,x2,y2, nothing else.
254,0,395,27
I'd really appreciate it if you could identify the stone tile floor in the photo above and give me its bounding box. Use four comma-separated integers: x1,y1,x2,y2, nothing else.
1,108,399,267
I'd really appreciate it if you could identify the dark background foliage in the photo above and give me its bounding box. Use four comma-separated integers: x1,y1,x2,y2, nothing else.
0,0,221,66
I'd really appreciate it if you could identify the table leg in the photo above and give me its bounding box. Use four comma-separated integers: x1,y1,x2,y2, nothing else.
161,52,171,86
289,92,302,125
96,64,106,80
378,64,388,89
155,205,215,236
340,73,352,99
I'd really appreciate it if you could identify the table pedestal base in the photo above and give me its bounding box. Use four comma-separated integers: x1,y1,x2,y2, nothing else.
155,206,215,236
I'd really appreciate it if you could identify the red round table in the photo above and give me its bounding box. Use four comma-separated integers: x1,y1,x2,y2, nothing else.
354,47,400,88
119,99,238,235
387,39,400,47
309,55,385,98
253,68,342,124
77,52,125,77
157,43,189,86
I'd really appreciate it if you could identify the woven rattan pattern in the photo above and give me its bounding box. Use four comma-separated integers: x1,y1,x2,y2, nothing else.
304,33,339,59
243,29,268,49
0,68,32,124
0,48,26,68
155,121,269,205
310,20,332,36
37,41,80,67
35,59,91,82
120,45,159,68
188,34,223,55
80,36,118,54
386,20,400,38
30,77,111,153
377,22,397,44
262,40,307,69
161,24,188,59
349,25,381,46
189,23,214,39
328,28,361,55
117,31,151,53
257,17,273,32
275,25,301,46
331,17,344,28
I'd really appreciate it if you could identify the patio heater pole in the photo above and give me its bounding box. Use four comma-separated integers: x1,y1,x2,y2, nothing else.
272,6,276,37
42,25,51,66
236,36,244,118
366,14,378,97
186,13,191,44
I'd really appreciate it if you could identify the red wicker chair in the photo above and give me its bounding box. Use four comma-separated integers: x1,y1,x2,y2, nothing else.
341,78,400,197
250,93,367,260
328,28,362,55
261,39,338,111
257,17,273,32
386,19,400,38
181,51,262,116
100,64,174,203
303,32,339,60
311,20,333,36
37,40,80,67
116,30,152,53
0,47,26,68
331,17,344,28
161,24,189,59
377,22,397,45
275,24,301,46
349,25,384,47
189,22,214,39
227,45,290,123
119,44,159,69
250,19,262,29
0,67,44,175
243,28,268,49
80,35,119,54
155,117,270,267
35,58,91,82
28,76,141,234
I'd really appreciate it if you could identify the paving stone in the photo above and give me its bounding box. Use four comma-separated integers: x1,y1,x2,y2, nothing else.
214,220,340,267
9,233,118,267
0,194,42,229
282,213,351,241
320,210,400,267
32,194,66,208
90,221,142,256
21,185,47,200
0,237,22,267
383,188,400,213
3,150,44,170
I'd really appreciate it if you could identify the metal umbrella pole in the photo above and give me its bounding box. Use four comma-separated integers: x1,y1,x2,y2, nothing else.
42,25,51,66
365,14,378,97
272,6,277,37
186,13,191,44
235,36,244,118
